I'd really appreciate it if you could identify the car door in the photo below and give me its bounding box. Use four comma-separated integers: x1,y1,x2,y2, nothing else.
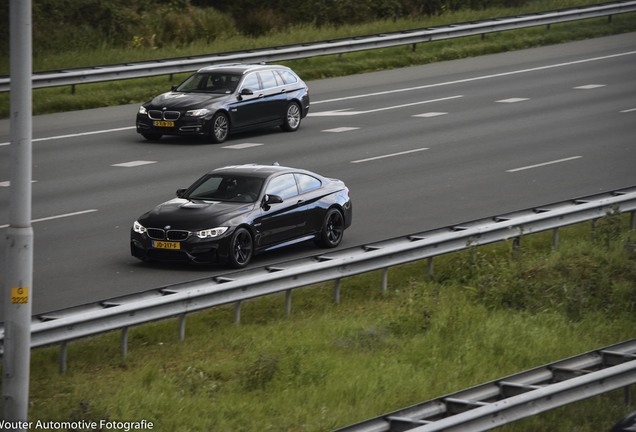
254,173,305,247
229,72,266,128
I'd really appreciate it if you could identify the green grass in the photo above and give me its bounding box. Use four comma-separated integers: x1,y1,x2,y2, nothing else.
1,2,635,118
22,215,636,431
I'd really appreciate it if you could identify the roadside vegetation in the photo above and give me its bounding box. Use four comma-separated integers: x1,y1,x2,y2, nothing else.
0,0,636,117
24,214,636,431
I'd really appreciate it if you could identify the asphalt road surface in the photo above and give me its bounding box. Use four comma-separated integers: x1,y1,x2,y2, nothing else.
1,33,635,319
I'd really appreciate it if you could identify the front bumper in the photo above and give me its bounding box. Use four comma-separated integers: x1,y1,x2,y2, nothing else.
136,114,211,137
130,230,232,265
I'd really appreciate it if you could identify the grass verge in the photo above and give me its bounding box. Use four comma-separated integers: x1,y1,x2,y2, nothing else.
20,214,636,431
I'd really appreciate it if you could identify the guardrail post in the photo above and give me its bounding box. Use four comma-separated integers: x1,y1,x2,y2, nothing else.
512,237,521,255
178,313,186,341
552,228,559,249
59,342,67,374
427,257,434,280
625,384,633,405
234,301,241,325
285,289,292,317
121,327,128,357
381,269,388,294
630,210,635,230
334,279,341,304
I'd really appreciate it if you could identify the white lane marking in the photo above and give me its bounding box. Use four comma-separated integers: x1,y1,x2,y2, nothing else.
620,108,636,113
496,98,529,103
506,156,582,172
312,51,636,105
310,95,463,117
0,180,37,187
323,127,360,133
112,160,157,167
414,112,448,118
351,147,429,164
222,143,264,149
0,126,135,146
574,84,606,90
1,51,632,147
0,209,98,229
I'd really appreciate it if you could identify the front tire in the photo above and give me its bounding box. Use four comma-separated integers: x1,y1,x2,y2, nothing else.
280,102,302,132
317,208,344,248
228,227,253,268
210,112,230,143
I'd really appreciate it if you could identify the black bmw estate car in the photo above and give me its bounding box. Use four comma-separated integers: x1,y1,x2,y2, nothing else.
131,164,352,268
136,63,310,143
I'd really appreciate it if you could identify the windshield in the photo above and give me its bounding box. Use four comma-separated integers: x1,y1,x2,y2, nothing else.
175,72,241,94
186,175,264,203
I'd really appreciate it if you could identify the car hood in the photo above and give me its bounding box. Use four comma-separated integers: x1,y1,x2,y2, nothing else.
147,91,228,110
138,198,254,230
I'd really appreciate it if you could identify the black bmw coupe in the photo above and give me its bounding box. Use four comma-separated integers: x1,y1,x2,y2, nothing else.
130,164,352,268
136,63,310,143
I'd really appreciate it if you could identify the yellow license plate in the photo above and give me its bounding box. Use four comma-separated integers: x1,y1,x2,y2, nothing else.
152,241,180,250
153,120,175,127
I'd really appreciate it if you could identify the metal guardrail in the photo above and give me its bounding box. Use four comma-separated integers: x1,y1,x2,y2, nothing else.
1,1,635,92
333,339,636,432
1,186,635,366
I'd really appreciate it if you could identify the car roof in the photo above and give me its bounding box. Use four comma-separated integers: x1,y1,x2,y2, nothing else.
196,63,292,75
210,164,313,179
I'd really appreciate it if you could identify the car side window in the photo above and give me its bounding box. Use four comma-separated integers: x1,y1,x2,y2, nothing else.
258,70,279,90
241,72,261,92
277,70,299,85
295,173,321,194
266,174,299,200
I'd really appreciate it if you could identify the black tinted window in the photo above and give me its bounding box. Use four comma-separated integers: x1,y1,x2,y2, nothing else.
241,73,261,91
187,175,263,202
259,70,279,90
296,174,321,194
266,174,299,200
277,70,299,85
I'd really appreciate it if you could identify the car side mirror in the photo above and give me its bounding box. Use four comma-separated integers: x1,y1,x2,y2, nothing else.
176,188,187,198
262,194,283,210
240,88,254,96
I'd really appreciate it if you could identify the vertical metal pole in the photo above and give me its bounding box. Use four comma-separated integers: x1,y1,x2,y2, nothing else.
552,228,559,249
178,314,186,341
381,269,388,294
285,290,292,317
121,327,128,357
334,279,341,304
59,342,68,375
3,0,33,428
234,301,241,324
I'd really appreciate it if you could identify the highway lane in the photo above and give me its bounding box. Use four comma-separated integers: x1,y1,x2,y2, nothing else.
1,33,635,318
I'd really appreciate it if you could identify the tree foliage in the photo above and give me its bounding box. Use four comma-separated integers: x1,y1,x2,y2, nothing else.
0,0,530,58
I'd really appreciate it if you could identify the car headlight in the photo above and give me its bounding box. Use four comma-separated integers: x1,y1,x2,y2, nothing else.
196,227,228,239
138,106,148,115
185,108,210,117
133,220,147,234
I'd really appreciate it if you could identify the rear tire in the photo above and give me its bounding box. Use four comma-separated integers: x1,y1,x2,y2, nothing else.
210,112,229,143
280,102,301,132
228,227,253,268
317,208,344,248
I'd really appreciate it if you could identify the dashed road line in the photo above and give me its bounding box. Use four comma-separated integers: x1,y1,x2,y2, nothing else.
351,147,429,164
506,156,582,173
0,209,98,229
112,160,157,167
